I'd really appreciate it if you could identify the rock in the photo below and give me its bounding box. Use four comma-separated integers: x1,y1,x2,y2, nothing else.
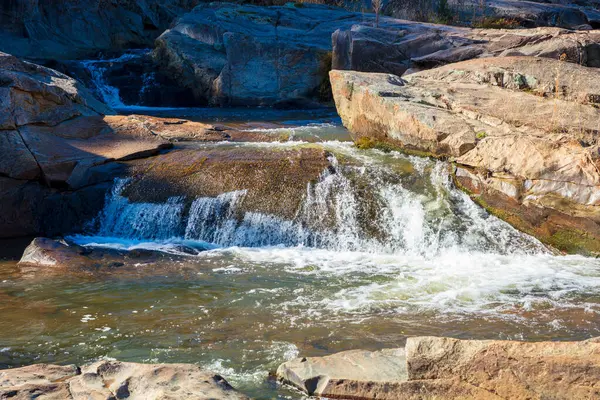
384,0,597,30
0,0,200,60
406,336,600,400
123,145,332,220
278,336,600,399
277,349,408,396
330,57,600,254
17,237,208,278
153,3,372,106
332,22,600,76
0,361,248,399
0,52,112,130
0,364,79,388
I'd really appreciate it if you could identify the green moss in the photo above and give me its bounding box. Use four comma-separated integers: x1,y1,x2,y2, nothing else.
471,17,521,29
476,131,487,140
354,136,440,159
547,229,600,256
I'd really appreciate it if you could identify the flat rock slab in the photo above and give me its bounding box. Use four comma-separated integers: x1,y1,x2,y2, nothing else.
277,348,407,395
0,360,248,400
278,336,600,399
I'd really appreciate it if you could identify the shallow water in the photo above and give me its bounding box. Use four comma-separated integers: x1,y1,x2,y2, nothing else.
1,114,600,399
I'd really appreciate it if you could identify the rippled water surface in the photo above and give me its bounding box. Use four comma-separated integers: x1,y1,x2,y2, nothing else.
1,111,600,399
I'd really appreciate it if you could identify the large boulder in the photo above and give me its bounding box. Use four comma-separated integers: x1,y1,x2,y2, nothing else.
0,0,200,60
332,22,600,76
0,360,248,399
330,57,600,254
153,3,371,106
278,336,600,399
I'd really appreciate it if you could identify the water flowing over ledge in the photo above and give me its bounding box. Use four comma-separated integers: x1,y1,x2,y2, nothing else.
77,144,546,256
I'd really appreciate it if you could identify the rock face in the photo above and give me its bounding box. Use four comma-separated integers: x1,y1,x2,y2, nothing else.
0,53,273,239
332,22,600,77
330,57,600,255
0,360,248,399
0,0,200,60
384,0,600,30
153,3,372,106
278,336,600,399
123,145,332,220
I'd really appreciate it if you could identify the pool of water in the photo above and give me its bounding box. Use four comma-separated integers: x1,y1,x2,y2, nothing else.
1,112,600,399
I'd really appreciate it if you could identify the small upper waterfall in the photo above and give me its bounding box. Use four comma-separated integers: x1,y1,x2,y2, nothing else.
81,50,151,109
85,146,547,256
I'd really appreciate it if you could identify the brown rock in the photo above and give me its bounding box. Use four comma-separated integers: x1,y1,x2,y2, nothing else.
0,361,248,400
406,336,600,400
17,237,207,278
123,146,332,220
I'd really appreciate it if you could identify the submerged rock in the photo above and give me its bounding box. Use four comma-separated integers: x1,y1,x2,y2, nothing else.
330,57,600,254
278,336,600,399
0,360,248,399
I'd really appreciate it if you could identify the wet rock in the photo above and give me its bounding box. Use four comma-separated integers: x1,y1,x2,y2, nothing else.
17,237,209,278
123,145,332,220
153,3,372,106
0,361,247,399
0,0,200,60
330,57,600,254
332,23,600,76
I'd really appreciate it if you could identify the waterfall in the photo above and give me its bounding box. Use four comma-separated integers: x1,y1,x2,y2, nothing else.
81,50,150,108
86,149,546,256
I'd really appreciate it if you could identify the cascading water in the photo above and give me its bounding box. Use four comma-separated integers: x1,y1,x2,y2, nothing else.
81,50,150,109
80,143,545,256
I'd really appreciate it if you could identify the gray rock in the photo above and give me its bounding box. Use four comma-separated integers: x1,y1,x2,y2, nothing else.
0,0,200,60
332,22,600,76
277,349,407,396
153,3,372,106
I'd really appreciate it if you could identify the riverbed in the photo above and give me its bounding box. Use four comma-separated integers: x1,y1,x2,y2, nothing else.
1,110,599,399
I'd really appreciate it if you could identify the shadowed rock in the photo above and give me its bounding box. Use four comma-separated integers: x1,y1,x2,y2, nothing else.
0,0,200,60
153,3,375,106
332,23,600,76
